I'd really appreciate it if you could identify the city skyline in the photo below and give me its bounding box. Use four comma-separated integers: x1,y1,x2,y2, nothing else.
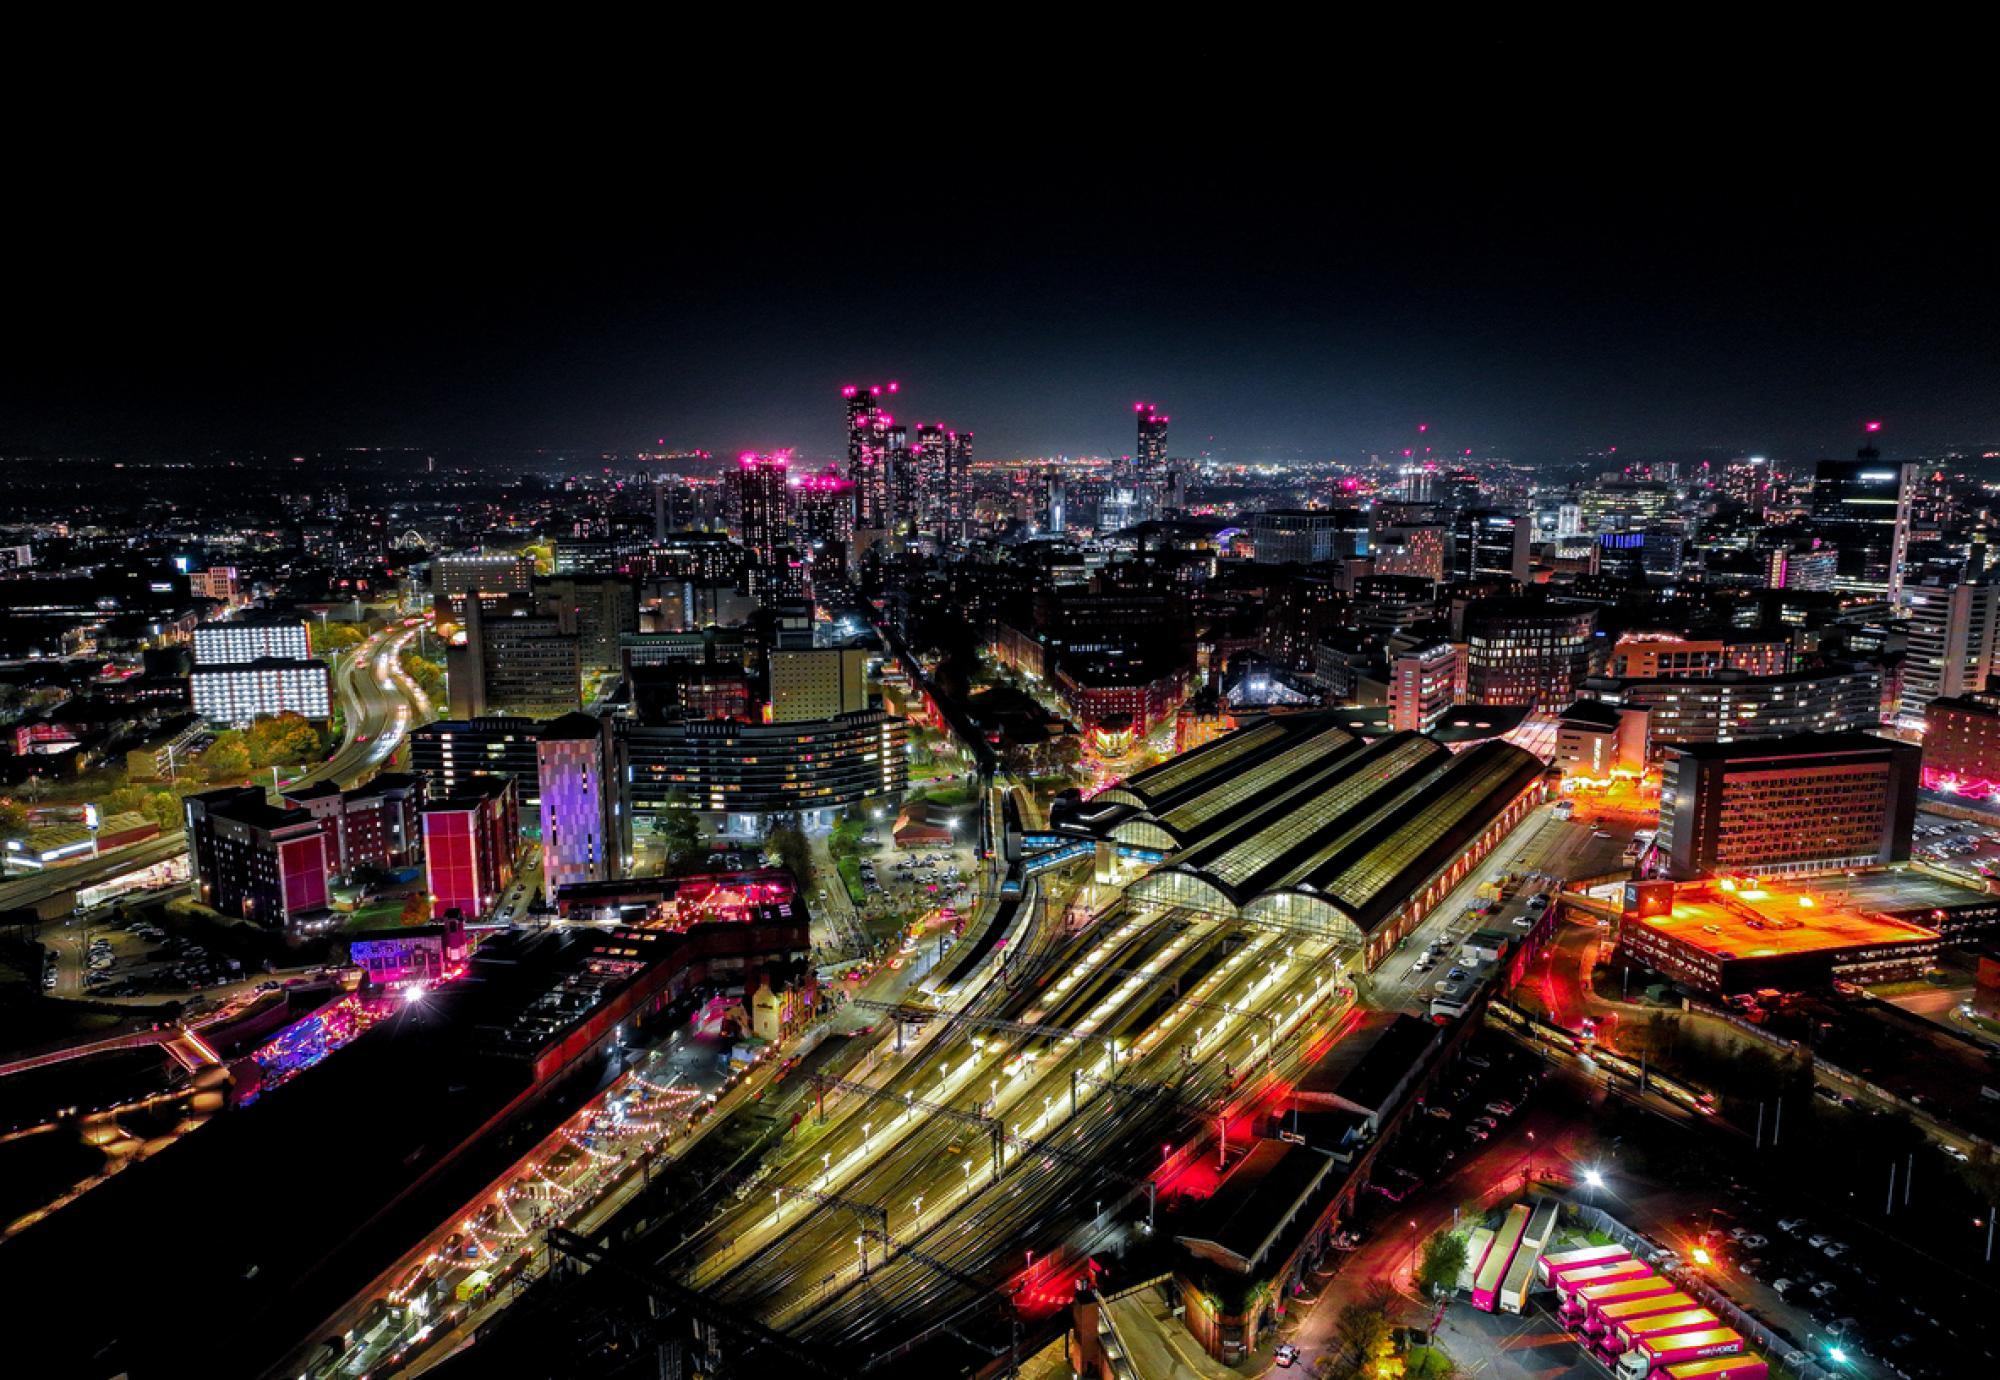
7,184,1999,465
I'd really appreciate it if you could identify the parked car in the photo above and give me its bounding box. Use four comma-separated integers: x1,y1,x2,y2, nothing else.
1274,1343,1301,1369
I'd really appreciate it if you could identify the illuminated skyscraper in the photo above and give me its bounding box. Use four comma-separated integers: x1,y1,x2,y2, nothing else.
735,450,792,608
844,382,898,535
789,465,855,593
1135,401,1168,471
946,429,973,539
915,423,948,533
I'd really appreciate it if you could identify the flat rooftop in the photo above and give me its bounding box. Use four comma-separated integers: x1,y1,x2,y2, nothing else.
1637,880,1939,960
1785,866,1994,916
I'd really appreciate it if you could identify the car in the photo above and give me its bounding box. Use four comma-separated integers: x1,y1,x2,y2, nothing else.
1465,1125,1490,1141
1823,1241,1850,1259
1484,1101,1516,1117
1738,1232,1768,1250
1424,1105,1452,1120
1944,1145,1972,1162
1810,1280,1839,1299
1773,1278,1795,1296
1808,1232,1833,1248
1471,1115,1498,1130
1274,1343,1301,1368
1593,829,1613,838
1778,1216,1808,1234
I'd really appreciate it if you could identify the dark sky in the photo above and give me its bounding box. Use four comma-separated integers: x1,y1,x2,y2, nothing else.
7,164,1998,467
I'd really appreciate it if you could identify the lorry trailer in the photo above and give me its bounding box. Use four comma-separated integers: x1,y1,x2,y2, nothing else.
1658,1356,1765,1380
1610,1307,1724,1355
1553,1256,1652,1305
1464,1224,1496,1288
1592,1292,1699,1352
1570,1275,1677,1334
1537,1243,1630,1288
1471,1203,1532,1312
1496,1199,1563,1312
1616,1327,1746,1378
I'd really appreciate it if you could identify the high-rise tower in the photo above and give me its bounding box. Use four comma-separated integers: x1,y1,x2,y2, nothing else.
1135,402,1169,471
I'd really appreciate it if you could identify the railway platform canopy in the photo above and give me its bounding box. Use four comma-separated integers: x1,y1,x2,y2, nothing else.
1048,712,1547,950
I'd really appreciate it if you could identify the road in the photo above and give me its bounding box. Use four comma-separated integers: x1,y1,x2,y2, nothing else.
12,618,434,1000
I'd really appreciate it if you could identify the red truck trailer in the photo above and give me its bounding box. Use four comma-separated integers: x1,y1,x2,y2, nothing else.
1615,1327,1746,1378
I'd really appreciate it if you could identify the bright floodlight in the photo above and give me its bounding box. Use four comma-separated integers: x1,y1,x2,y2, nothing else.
1582,1169,1605,1188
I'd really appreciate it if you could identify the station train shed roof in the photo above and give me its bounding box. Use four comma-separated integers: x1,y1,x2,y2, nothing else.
1048,712,1546,946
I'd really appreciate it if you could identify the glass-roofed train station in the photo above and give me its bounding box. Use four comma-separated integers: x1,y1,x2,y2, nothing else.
1043,712,1550,970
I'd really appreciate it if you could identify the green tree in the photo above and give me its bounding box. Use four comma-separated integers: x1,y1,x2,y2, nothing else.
204,735,252,782
655,791,704,873
146,791,184,835
309,621,366,658
1416,1229,1468,1298
765,821,814,888
0,798,28,835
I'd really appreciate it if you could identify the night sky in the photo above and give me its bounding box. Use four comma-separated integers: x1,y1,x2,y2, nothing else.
6,172,1997,466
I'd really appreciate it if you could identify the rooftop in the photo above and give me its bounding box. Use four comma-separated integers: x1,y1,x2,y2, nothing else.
1634,879,1940,960
1174,1137,1337,1274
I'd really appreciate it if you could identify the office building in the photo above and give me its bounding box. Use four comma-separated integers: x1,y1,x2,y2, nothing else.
622,709,908,833
1811,452,1916,600
445,594,581,718
1607,631,1791,679
185,785,332,927
191,658,332,726
192,619,310,665
431,551,535,605
1461,601,1596,710
1553,699,1647,780
1898,579,2000,727
421,774,519,919
1250,509,1369,566
189,566,241,603
1580,665,1880,758
537,712,628,905
768,648,869,723
1452,509,1532,584
410,716,545,808
1372,524,1446,582
1920,682,2000,799
544,574,640,672
1386,640,1463,733
1657,732,1918,880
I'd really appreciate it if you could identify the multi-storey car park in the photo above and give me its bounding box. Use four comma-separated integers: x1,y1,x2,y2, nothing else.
458,712,1551,1374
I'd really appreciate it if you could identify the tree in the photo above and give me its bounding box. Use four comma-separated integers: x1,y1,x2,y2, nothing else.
309,621,366,658
146,791,183,835
0,798,28,835
765,821,814,888
1416,1229,1468,1298
204,735,252,782
1334,1281,1398,1371
655,791,705,874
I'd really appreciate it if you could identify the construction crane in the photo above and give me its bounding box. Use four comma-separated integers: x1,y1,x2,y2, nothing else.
804,1071,1005,1173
